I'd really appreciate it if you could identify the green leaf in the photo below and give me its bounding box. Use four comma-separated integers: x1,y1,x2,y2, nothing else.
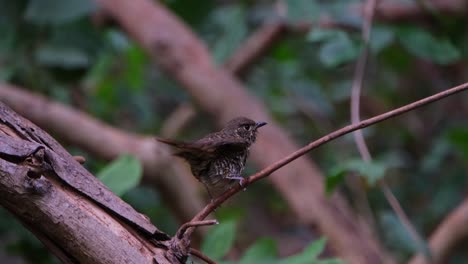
287,0,320,22
317,259,345,264
379,211,430,256
343,159,387,186
325,168,347,194
301,238,327,259
317,32,359,67
398,26,460,65
326,159,392,192
278,238,327,264
308,28,363,67
124,45,147,91
307,29,344,43
201,220,237,260
211,5,247,63
36,45,90,69
447,127,468,159
25,0,96,25
239,238,277,264
97,154,143,196
370,26,395,53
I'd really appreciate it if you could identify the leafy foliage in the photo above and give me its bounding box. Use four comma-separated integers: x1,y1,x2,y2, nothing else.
25,0,96,25
0,0,467,263
238,238,277,264
308,29,360,67
97,154,143,196
397,26,461,65
199,232,342,264
201,220,237,260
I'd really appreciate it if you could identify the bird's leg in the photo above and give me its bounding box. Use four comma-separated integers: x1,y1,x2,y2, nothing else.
203,184,214,202
226,174,246,188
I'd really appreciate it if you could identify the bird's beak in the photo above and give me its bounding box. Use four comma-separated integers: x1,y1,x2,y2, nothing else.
255,121,267,129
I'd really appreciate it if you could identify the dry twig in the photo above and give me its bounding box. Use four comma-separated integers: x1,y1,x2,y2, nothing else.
186,81,468,231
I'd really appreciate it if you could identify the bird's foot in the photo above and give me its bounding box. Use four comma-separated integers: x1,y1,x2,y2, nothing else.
226,175,246,190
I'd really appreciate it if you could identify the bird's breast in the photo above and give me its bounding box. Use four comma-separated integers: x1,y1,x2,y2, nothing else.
212,151,247,176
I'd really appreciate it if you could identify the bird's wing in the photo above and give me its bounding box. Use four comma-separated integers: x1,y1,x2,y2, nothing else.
194,136,249,154
157,136,248,158
156,137,206,161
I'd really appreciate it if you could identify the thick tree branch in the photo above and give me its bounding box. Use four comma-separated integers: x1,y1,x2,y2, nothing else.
409,198,468,264
370,0,468,22
0,84,204,225
0,102,174,263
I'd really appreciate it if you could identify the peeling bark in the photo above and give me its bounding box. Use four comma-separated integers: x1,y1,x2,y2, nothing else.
0,102,182,263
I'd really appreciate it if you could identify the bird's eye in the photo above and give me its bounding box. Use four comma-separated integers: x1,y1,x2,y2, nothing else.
242,124,251,130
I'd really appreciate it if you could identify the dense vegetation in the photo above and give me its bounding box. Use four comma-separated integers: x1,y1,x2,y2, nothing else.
0,0,467,263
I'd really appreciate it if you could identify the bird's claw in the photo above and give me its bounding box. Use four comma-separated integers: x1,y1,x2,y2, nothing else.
226,175,246,190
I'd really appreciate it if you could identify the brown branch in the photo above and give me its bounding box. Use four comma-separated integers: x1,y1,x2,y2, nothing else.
409,198,468,264
224,21,287,75
160,102,196,138
177,220,218,239
190,82,468,223
370,0,468,22
348,0,378,230
190,248,217,264
0,102,173,263
0,84,204,225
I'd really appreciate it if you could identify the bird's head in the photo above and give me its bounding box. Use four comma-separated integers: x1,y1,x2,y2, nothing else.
223,117,267,144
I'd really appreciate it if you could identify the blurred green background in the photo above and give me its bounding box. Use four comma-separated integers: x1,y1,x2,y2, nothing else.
0,0,467,263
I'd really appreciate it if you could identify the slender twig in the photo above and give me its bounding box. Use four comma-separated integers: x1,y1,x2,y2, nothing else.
351,0,376,161
187,82,468,227
224,21,287,75
176,220,218,239
349,0,377,229
190,248,217,264
350,0,428,259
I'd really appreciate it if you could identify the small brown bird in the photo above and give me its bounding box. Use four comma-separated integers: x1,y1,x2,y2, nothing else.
157,117,267,198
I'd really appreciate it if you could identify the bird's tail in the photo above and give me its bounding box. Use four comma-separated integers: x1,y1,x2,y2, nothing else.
156,137,203,160
155,137,187,148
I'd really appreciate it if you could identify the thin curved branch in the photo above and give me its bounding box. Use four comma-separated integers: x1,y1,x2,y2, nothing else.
177,220,218,239
224,21,287,76
349,0,377,230
350,0,427,260
189,82,468,224
190,248,217,264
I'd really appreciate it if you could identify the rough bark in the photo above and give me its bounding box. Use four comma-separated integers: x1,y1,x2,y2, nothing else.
0,84,204,225
95,0,393,263
0,102,176,263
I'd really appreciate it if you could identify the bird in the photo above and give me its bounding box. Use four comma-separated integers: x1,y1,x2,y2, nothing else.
157,117,267,198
